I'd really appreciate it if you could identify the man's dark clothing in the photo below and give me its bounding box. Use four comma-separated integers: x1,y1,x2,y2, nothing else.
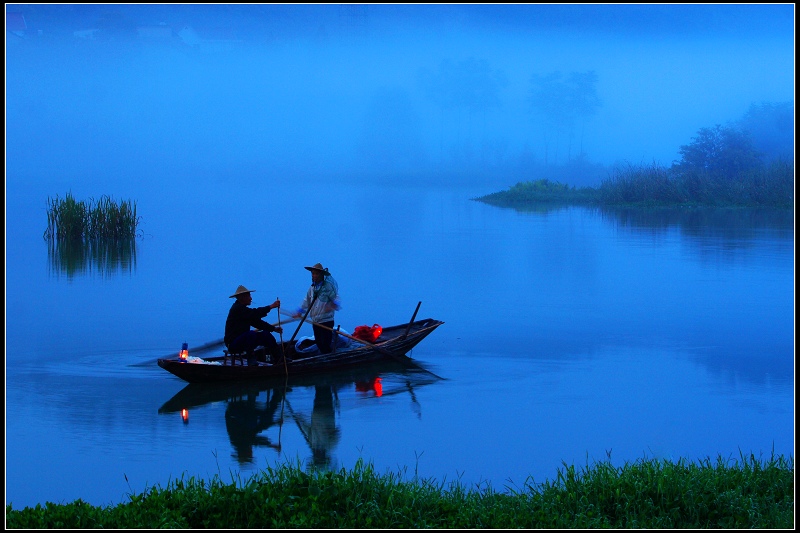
312,320,336,354
225,300,280,365
225,301,275,347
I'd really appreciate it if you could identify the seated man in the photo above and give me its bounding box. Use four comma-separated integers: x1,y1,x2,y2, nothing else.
224,285,285,366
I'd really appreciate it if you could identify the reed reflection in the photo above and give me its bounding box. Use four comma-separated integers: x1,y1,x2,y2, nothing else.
47,237,137,279
158,362,442,470
597,206,794,241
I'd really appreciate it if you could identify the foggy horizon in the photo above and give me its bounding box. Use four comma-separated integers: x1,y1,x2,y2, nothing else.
6,4,795,190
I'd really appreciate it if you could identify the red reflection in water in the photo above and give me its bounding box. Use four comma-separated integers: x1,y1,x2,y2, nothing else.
355,377,383,397
181,409,189,424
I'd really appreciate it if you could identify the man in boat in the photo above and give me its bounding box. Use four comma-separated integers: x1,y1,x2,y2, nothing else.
292,263,340,354
224,285,285,366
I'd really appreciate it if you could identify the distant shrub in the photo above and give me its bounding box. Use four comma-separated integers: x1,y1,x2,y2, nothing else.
474,178,597,206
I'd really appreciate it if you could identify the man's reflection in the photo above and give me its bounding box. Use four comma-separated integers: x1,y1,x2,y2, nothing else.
225,388,285,464
292,385,342,469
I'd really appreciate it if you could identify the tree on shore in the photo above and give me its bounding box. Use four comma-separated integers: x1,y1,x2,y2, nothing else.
736,101,794,162
671,124,762,179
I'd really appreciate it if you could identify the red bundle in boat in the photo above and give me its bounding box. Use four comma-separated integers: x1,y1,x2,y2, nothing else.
353,324,382,342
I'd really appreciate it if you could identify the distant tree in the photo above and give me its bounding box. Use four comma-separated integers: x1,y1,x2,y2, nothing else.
528,72,566,165
419,58,507,167
736,101,794,162
672,124,762,179
528,70,600,165
567,71,601,158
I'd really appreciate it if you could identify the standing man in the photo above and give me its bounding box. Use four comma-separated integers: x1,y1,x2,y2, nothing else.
293,263,340,354
225,285,284,366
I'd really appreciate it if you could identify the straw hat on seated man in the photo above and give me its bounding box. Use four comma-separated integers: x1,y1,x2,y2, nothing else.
224,285,285,366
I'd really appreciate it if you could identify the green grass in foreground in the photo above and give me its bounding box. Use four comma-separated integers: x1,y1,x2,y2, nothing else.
6,454,793,528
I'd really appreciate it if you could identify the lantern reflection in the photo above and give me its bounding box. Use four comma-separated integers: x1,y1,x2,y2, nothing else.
355,377,382,397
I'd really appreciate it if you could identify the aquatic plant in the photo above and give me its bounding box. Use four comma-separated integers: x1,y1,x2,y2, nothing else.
44,192,142,242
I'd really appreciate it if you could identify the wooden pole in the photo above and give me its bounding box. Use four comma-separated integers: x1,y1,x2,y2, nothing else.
289,293,318,343
277,297,288,374
308,319,446,380
402,301,422,338
305,319,401,358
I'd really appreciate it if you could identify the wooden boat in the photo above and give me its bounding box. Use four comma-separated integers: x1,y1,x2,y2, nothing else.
158,358,441,415
158,318,444,383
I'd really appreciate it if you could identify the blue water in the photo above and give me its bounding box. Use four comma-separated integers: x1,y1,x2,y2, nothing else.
5,179,794,509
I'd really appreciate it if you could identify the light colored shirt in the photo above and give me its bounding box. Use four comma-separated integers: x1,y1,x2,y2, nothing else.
298,276,340,323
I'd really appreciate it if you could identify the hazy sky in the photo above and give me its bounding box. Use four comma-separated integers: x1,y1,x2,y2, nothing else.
5,4,795,187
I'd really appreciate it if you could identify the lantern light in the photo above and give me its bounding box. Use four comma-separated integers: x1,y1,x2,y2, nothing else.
179,342,189,361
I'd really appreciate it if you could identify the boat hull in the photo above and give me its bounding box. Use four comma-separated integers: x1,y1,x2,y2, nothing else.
158,318,443,383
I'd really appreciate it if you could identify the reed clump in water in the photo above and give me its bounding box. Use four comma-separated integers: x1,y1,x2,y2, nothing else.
44,192,141,241
5,453,793,528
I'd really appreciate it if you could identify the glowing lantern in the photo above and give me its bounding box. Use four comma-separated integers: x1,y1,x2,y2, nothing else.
179,342,189,361
181,409,189,423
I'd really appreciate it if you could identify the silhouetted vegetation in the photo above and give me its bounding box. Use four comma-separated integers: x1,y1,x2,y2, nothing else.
6,454,793,528
44,192,142,241
476,106,794,209
528,70,601,165
418,57,509,170
736,101,794,162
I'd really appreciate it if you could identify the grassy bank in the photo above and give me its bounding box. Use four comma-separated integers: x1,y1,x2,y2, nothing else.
474,161,794,209
6,454,793,528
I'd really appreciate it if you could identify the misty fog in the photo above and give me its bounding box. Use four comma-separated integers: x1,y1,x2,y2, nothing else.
6,4,794,190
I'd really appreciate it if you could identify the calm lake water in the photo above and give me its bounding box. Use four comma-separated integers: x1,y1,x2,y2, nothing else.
5,179,794,510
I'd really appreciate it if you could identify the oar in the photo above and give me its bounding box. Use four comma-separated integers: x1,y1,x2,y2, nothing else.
402,301,422,339
278,373,288,449
307,319,446,380
305,319,400,355
289,293,318,344
277,297,288,374
278,309,446,380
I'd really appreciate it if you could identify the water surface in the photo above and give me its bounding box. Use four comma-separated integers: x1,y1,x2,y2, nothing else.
5,180,794,509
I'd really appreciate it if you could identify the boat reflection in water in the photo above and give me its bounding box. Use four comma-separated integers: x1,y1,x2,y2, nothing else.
158,360,442,469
